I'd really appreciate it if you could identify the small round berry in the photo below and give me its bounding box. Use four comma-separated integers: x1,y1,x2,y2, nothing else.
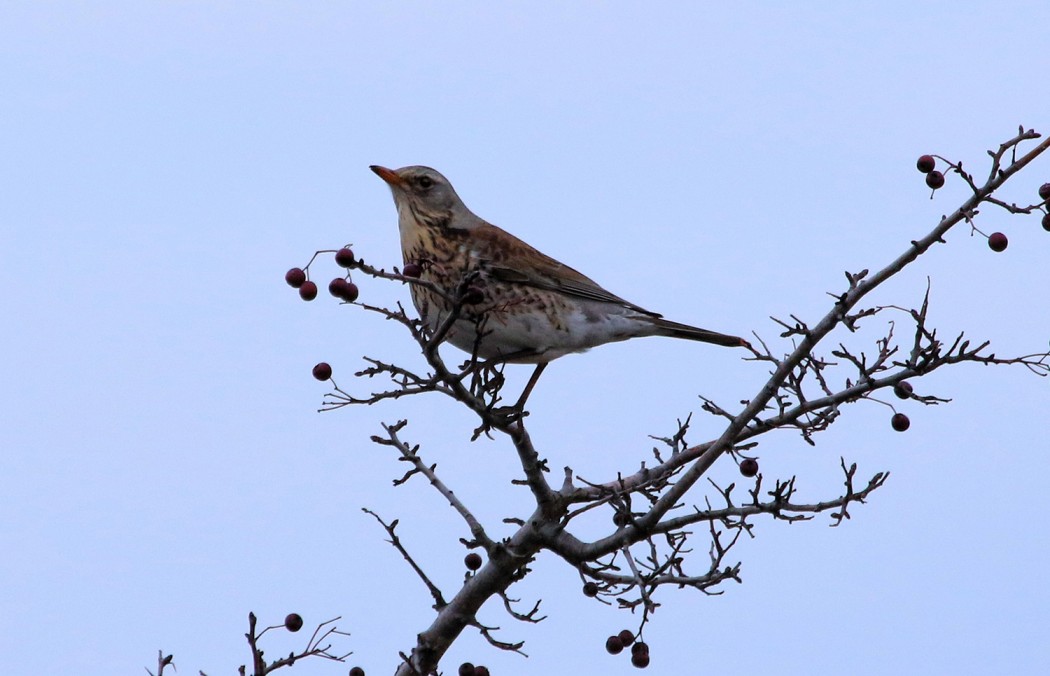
1039,183,1050,200
461,286,484,305
617,629,635,647
1042,213,1050,231
329,278,350,298
348,668,365,676
891,413,911,432
631,641,649,656
312,362,333,381
335,247,356,268
893,381,914,399
612,511,630,527
299,280,318,301
739,458,759,478
457,663,475,676
606,635,624,655
987,232,1008,252
284,613,303,632
925,170,945,190
402,263,422,278
464,553,483,570
583,582,599,597
631,651,650,668
916,155,936,174
285,267,306,288
342,282,360,302
473,668,489,676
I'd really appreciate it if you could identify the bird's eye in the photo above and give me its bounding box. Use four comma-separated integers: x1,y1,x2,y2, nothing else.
417,175,434,190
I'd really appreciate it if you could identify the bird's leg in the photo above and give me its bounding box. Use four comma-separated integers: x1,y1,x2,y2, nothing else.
512,363,548,412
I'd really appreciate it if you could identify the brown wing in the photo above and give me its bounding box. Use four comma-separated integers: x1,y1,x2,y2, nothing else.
476,223,661,318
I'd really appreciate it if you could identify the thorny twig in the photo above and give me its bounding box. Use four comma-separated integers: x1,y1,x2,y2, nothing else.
362,508,448,611
145,650,174,676
370,420,495,550
243,612,351,675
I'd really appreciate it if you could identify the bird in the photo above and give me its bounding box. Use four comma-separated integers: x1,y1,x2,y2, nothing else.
370,164,748,407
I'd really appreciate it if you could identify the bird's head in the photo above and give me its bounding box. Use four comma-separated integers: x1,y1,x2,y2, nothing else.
370,165,481,232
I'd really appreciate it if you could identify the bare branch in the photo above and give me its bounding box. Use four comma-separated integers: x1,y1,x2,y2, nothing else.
362,508,448,611
288,129,1050,676
499,591,547,624
370,421,495,550
242,612,351,676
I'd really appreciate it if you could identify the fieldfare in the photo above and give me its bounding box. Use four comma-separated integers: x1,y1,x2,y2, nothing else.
371,164,748,407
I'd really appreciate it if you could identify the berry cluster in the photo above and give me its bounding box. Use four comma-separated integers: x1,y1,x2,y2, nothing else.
458,662,490,676
916,154,944,190
605,629,650,668
285,247,360,302
286,247,363,384
1041,182,1050,232
918,156,1050,252
889,380,914,432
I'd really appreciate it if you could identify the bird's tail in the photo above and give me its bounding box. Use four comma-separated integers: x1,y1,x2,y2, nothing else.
651,317,750,348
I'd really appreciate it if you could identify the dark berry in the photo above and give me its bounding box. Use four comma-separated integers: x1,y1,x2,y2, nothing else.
473,668,489,676
1039,183,1050,200
464,553,483,570
916,155,936,174
335,247,356,268
402,263,422,278
988,232,1008,252
329,278,350,298
606,635,624,654
285,267,306,288
617,629,635,647
349,668,365,676
612,511,630,527
461,286,484,305
284,613,303,632
891,413,910,432
298,280,318,301
631,651,650,668
739,458,759,478
312,362,332,381
631,641,649,657
583,582,599,597
893,381,913,399
457,663,475,676
1042,213,1050,231
925,171,945,190
328,278,359,302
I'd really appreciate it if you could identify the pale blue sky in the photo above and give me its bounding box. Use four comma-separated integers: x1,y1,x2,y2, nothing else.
3,4,1049,675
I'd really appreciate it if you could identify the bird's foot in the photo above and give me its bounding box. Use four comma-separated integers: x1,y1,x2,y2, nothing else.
471,404,529,439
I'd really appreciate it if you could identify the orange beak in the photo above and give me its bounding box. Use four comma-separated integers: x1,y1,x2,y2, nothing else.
369,165,404,187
